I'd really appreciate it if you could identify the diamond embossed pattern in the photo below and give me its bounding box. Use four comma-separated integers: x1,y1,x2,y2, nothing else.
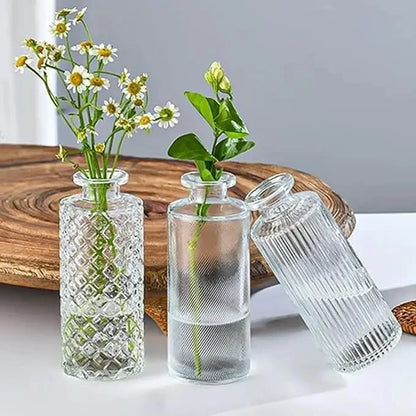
60,191,144,381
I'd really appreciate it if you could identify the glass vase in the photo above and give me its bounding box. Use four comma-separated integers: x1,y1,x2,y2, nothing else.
59,169,144,380
167,172,251,384
246,173,402,373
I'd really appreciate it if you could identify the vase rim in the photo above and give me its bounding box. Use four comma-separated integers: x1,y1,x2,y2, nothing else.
181,171,236,189
73,169,128,187
245,173,295,211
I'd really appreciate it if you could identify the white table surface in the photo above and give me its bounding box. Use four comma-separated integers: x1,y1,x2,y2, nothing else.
1,213,415,416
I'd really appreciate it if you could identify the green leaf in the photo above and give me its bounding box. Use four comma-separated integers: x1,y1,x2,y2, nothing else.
215,99,249,138
184,91,219,129
194,160,216,181
213,137,255,161
168,133,217,162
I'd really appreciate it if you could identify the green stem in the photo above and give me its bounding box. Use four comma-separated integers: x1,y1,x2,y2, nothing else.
26,65,77,136
81,19,93,42
65,35,75,65
187,185,210,377
110,132,127,177
99,70,122,78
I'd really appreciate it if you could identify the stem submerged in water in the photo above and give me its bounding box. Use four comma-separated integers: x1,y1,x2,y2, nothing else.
187,187,211,377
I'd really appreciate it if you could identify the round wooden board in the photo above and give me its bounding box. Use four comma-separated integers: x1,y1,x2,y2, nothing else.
0,144,356,333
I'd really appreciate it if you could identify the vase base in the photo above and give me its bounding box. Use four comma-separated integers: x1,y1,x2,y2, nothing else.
332,317,402,373
63,362,144,381
168,358,250,385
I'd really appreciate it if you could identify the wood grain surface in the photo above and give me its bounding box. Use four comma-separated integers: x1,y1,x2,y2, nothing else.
0,144,356,333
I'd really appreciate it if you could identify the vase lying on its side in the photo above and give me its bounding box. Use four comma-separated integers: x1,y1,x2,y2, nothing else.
246,173,402,373
60,169,144,380
167,172,251,384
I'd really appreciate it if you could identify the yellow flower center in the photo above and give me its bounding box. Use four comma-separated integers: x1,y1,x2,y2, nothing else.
159,108,174,121
69,72,83,86
37,57,45,69
55,23,67,34
98,48,112,58
80,41,92,50
35,45,44,54
139,116,150,126
90,77,104,87
53,51,63,61
133,98,143,107
15,56,28,67
127,81,141,96
106,103,116,114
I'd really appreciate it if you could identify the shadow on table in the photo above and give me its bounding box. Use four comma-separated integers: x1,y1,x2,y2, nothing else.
114,315,346,416
0,283,345,416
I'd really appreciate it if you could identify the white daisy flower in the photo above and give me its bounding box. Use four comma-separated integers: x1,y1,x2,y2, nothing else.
89,76,110,93
14,55,32,73
131,96,144,107
50,45,66,62
72,7,87,25
154,102,180,128
71,41,93,55
56,8,77,19
123,76,147,99
136,113,154,130
49,19,71,39
102,98,121,118
86,125,98,136
115,115,137,137
64,65,91,93
90,43,118,64
118,68,130,87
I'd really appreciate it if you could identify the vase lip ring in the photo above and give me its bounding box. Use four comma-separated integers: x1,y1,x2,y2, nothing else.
245,173,295,211
181,171,236,189
73,169,128,187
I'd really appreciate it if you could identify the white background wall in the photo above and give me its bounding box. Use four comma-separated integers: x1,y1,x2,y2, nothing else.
50,0,416,212
2,0,56,145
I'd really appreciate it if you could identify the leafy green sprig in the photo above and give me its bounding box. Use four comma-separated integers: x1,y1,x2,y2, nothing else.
168,62,255,182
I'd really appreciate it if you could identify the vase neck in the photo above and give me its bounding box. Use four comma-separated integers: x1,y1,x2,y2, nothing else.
245,173,296,219
73,169,128,203
182,171,236,204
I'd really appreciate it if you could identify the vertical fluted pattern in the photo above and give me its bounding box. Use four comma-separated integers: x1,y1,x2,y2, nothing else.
252,196,401,372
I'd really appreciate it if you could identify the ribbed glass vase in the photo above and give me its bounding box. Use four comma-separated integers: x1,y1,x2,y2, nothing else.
246,173,402,373
167,172,251,384
59,169,144,380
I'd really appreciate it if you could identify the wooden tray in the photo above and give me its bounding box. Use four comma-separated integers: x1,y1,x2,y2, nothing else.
0,144,356,333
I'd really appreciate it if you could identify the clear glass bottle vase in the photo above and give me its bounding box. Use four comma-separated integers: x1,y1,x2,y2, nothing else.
59,169,144,380
246,173,402,373
167,172,251,383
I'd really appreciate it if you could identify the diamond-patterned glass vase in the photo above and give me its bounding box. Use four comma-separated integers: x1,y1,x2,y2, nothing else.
59,169,144,380
167,172,251,384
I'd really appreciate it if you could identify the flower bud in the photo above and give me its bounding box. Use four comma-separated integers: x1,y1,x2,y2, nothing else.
209,61,224,82
218,75,232,94
204,71,213,85
94,142,105,153
205,61,225,90
24,38,36,48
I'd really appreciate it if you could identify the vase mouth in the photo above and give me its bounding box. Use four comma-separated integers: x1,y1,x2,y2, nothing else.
245,173,295,211
181,171,236,189
73,169,128,187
